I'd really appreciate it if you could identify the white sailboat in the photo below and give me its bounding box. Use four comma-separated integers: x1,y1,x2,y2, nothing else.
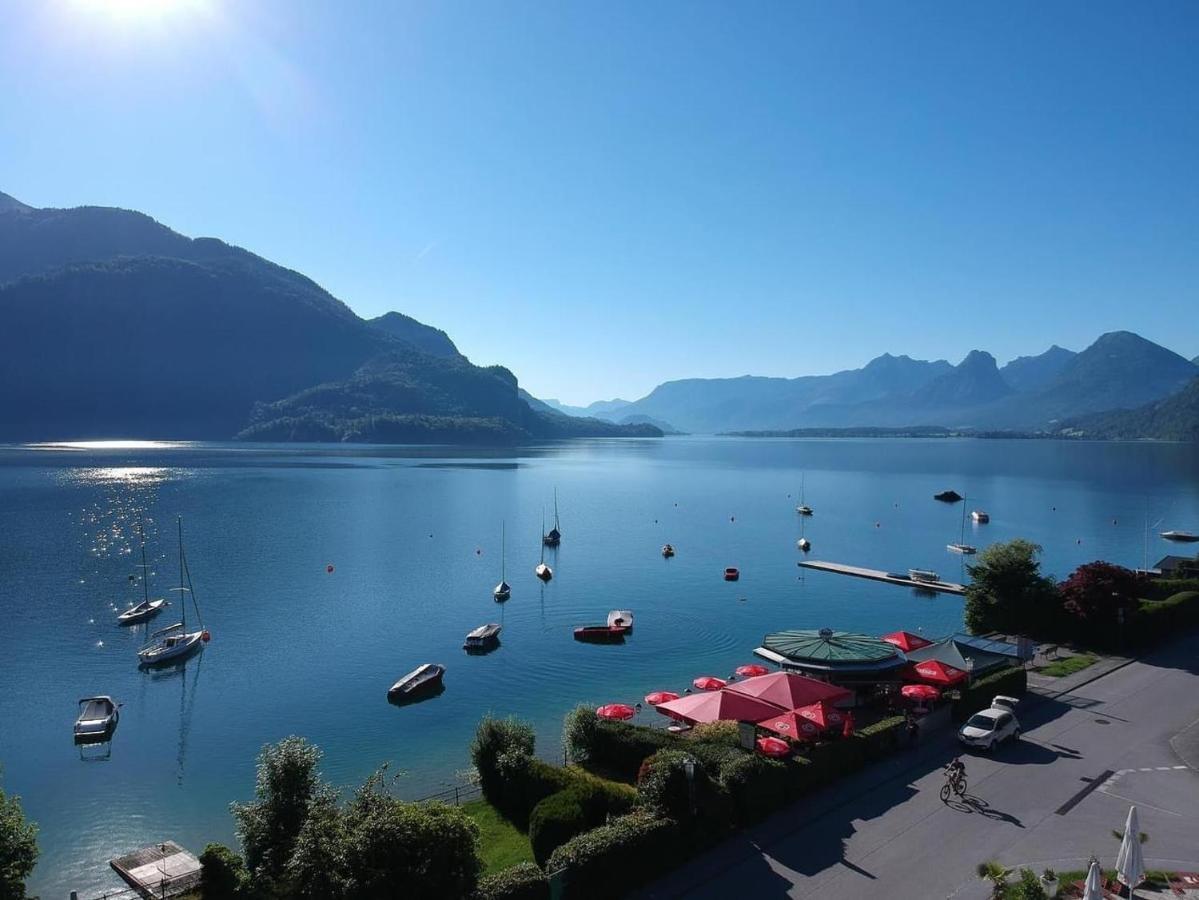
137,517,209,667
117,522,169,625
535,511,553,581
947,499,977,555
493,521,511,601
795,473,813,516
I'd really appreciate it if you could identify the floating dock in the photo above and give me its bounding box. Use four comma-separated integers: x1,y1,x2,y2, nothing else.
798,560,966,595
110,841,201,899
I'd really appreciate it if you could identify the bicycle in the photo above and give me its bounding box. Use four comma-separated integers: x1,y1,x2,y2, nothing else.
940,766,967,803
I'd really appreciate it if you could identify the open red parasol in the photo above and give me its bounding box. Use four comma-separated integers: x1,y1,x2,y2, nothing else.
693,676,728,692
595,704,636,721
644,691,680,706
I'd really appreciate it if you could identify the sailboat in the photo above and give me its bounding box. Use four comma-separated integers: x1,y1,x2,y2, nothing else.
543,488,562,546
535,511,554,581
493,521,512,601
138,517,210,667
947,499,977,555
795,473,813,516
117,522,169,625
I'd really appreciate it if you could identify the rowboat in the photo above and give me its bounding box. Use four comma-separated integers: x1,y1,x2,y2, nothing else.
573,625,628,644
388,663,445,703
464,623,502,653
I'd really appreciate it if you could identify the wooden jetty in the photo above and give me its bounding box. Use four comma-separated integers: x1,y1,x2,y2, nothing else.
798,560,966,595
110,841,201,899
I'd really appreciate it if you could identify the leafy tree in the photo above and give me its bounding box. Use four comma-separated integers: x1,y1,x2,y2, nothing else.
470,716,535,802
198,843,252,900
964,540,1059,636
0,780,38,900
285,790,350,899
232,736,327,889
1060,562,1145,645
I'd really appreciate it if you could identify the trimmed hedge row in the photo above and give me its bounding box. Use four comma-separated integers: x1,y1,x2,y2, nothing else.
475,862,549,900
528,779,635,867
952,666,1028,723
1132,590,1199,646
546,812,683,900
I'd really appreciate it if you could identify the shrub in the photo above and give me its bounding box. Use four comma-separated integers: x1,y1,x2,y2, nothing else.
563,705,599,764
492,750,575,828
529,789,591,868
475,862,549,900
718,753,788,824
954,666,1028,723
0,782,38,900
472,717,536,805
1059,562,1145,648
1133,590,1199,646
199,843,251,899
858,716,906,759
583,720,682,780
546,812,682,900
690,720,741,746
231,736,328,887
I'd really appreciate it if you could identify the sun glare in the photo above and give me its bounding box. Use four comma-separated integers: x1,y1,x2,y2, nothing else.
75,0,201,24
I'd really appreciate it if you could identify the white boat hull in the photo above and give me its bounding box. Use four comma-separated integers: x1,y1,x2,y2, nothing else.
138,631,204,666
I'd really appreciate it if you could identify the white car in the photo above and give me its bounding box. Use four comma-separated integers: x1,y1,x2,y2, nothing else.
958,707,1020,751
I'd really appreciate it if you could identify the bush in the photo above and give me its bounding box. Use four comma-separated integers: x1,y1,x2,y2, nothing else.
964,540,1060,638
0,782,38,900
562,705,600,764
689,720,741,746
580,720,683,780
1143,577,1199,601
718,753,789,824
199,843,251,899
858,716,906,759
546,812,682,900
475,862,549,900
472,717,536,805
529,789,591,868
954,666,1028,723
492,751,575,829
1133,590,1199,646
1059,562,1145,648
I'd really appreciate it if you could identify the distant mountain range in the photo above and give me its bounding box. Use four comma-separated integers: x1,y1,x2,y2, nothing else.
0,190,659,443
1061,375,1199,442
554,332,1197,437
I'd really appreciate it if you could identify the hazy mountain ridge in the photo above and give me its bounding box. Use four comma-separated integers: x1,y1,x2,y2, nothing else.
1061,375,1199,441
0,191,658,443
999,345,1077,392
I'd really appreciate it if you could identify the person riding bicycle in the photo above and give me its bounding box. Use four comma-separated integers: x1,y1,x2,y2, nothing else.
947,757,966,783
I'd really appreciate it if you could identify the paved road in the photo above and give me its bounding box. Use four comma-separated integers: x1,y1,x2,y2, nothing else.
641,639,1199,899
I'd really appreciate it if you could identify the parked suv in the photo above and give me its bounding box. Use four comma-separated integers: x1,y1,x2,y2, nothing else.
958,708,1020,751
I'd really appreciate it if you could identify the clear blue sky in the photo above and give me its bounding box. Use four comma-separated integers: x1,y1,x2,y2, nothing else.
2,1,1196,404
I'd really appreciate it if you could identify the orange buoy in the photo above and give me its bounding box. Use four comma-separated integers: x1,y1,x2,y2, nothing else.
201,630,211,642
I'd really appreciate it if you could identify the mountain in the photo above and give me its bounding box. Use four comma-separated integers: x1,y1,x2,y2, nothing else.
908,350,1013,408
1193,355,1199,366
368,312,460,359
0,193,658,443
1000,345,1077,392
1061,375,1199,441
0,190,31,214
613,414,684,435
540,398,633,419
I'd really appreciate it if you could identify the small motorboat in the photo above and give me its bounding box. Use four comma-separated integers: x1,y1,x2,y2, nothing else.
724,567,740,581
934,490,962,503
117,597,168,626
463,623,502,653
661,544,675,558
607,609,633,631
947,543,977,555
573,624,628,643
971,510,990,524
908,568,941,584
388,663,445,703
74,696,119,743
1161,530,1199,542
797,538,811,552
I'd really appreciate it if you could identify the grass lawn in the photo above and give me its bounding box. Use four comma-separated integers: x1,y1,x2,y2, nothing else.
462,798,534,876
1036,653,1099,677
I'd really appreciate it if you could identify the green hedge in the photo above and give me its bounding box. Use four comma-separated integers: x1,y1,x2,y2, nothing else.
1133,591,1199,646
472,716,536,806
578,718,684,779
546,812,682,900
953,666,1028,723
527,780,632,868
857,716,907,759
475,862,549,900
1142,578,1199,602
718,753,790,825
493,750,577,829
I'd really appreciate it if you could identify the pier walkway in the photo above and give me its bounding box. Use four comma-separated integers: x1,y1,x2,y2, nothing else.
798,560,966,595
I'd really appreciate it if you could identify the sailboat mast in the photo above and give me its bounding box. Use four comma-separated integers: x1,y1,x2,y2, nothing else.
501,521,506,581
540,509,546,564
139,521,150,605
178,516,186,631
554,488,560,530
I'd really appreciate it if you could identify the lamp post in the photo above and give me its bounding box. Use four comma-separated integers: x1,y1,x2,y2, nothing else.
683,758,697,816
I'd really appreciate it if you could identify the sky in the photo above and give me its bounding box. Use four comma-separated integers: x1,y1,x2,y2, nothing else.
1,1,1196,405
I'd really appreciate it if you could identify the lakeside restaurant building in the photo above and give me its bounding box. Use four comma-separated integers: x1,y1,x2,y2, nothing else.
753,628,910,701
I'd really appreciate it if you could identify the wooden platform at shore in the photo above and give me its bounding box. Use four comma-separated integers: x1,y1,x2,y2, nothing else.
798,560,966,595
110,841,201,899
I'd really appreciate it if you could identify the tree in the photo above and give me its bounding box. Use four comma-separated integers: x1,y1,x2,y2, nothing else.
232,736,327,889
964,540,1059,637
0,780,38,900
470,715,535,803
198,843,252,900
1060,562,1145,646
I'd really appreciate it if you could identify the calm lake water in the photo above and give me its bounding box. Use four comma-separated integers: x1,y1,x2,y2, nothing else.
2,437,1197,895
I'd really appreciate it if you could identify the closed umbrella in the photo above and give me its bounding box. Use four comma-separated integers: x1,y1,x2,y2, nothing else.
1082,859,1103,900
1116,805,1145,895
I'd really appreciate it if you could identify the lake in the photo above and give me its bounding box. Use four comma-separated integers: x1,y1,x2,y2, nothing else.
1,437,1197,895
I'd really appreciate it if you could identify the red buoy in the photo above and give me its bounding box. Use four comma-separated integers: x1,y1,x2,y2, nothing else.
201,630,211,642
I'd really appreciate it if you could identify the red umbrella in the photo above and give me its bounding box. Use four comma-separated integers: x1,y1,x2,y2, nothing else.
882,630,933,652
901,684,941,702
693,676,728,692
793,699,847,731
657,691,786,725
735,664,770,678
756,736,792,758
644,690,680,706
756,712,821,741
595,704,635,721
909,659,968,686
727,672,852,709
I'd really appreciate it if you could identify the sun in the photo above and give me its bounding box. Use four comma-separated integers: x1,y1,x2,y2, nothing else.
75,0,199,23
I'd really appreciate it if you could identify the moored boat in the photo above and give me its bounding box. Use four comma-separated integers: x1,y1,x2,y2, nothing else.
388,663,445,703
607,609,633,631
535,512,554,581
908,568,940,584
137,518,209,668
74,696,119,743
117,523,168,625
971,510,990,524
1161,530,1199,542
947,543,976,555
573,624,628,643
724,567,740,581
542,489,562,546
493,521,511,601
934,490,962,503
464,623,502,653
661,544,675,558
